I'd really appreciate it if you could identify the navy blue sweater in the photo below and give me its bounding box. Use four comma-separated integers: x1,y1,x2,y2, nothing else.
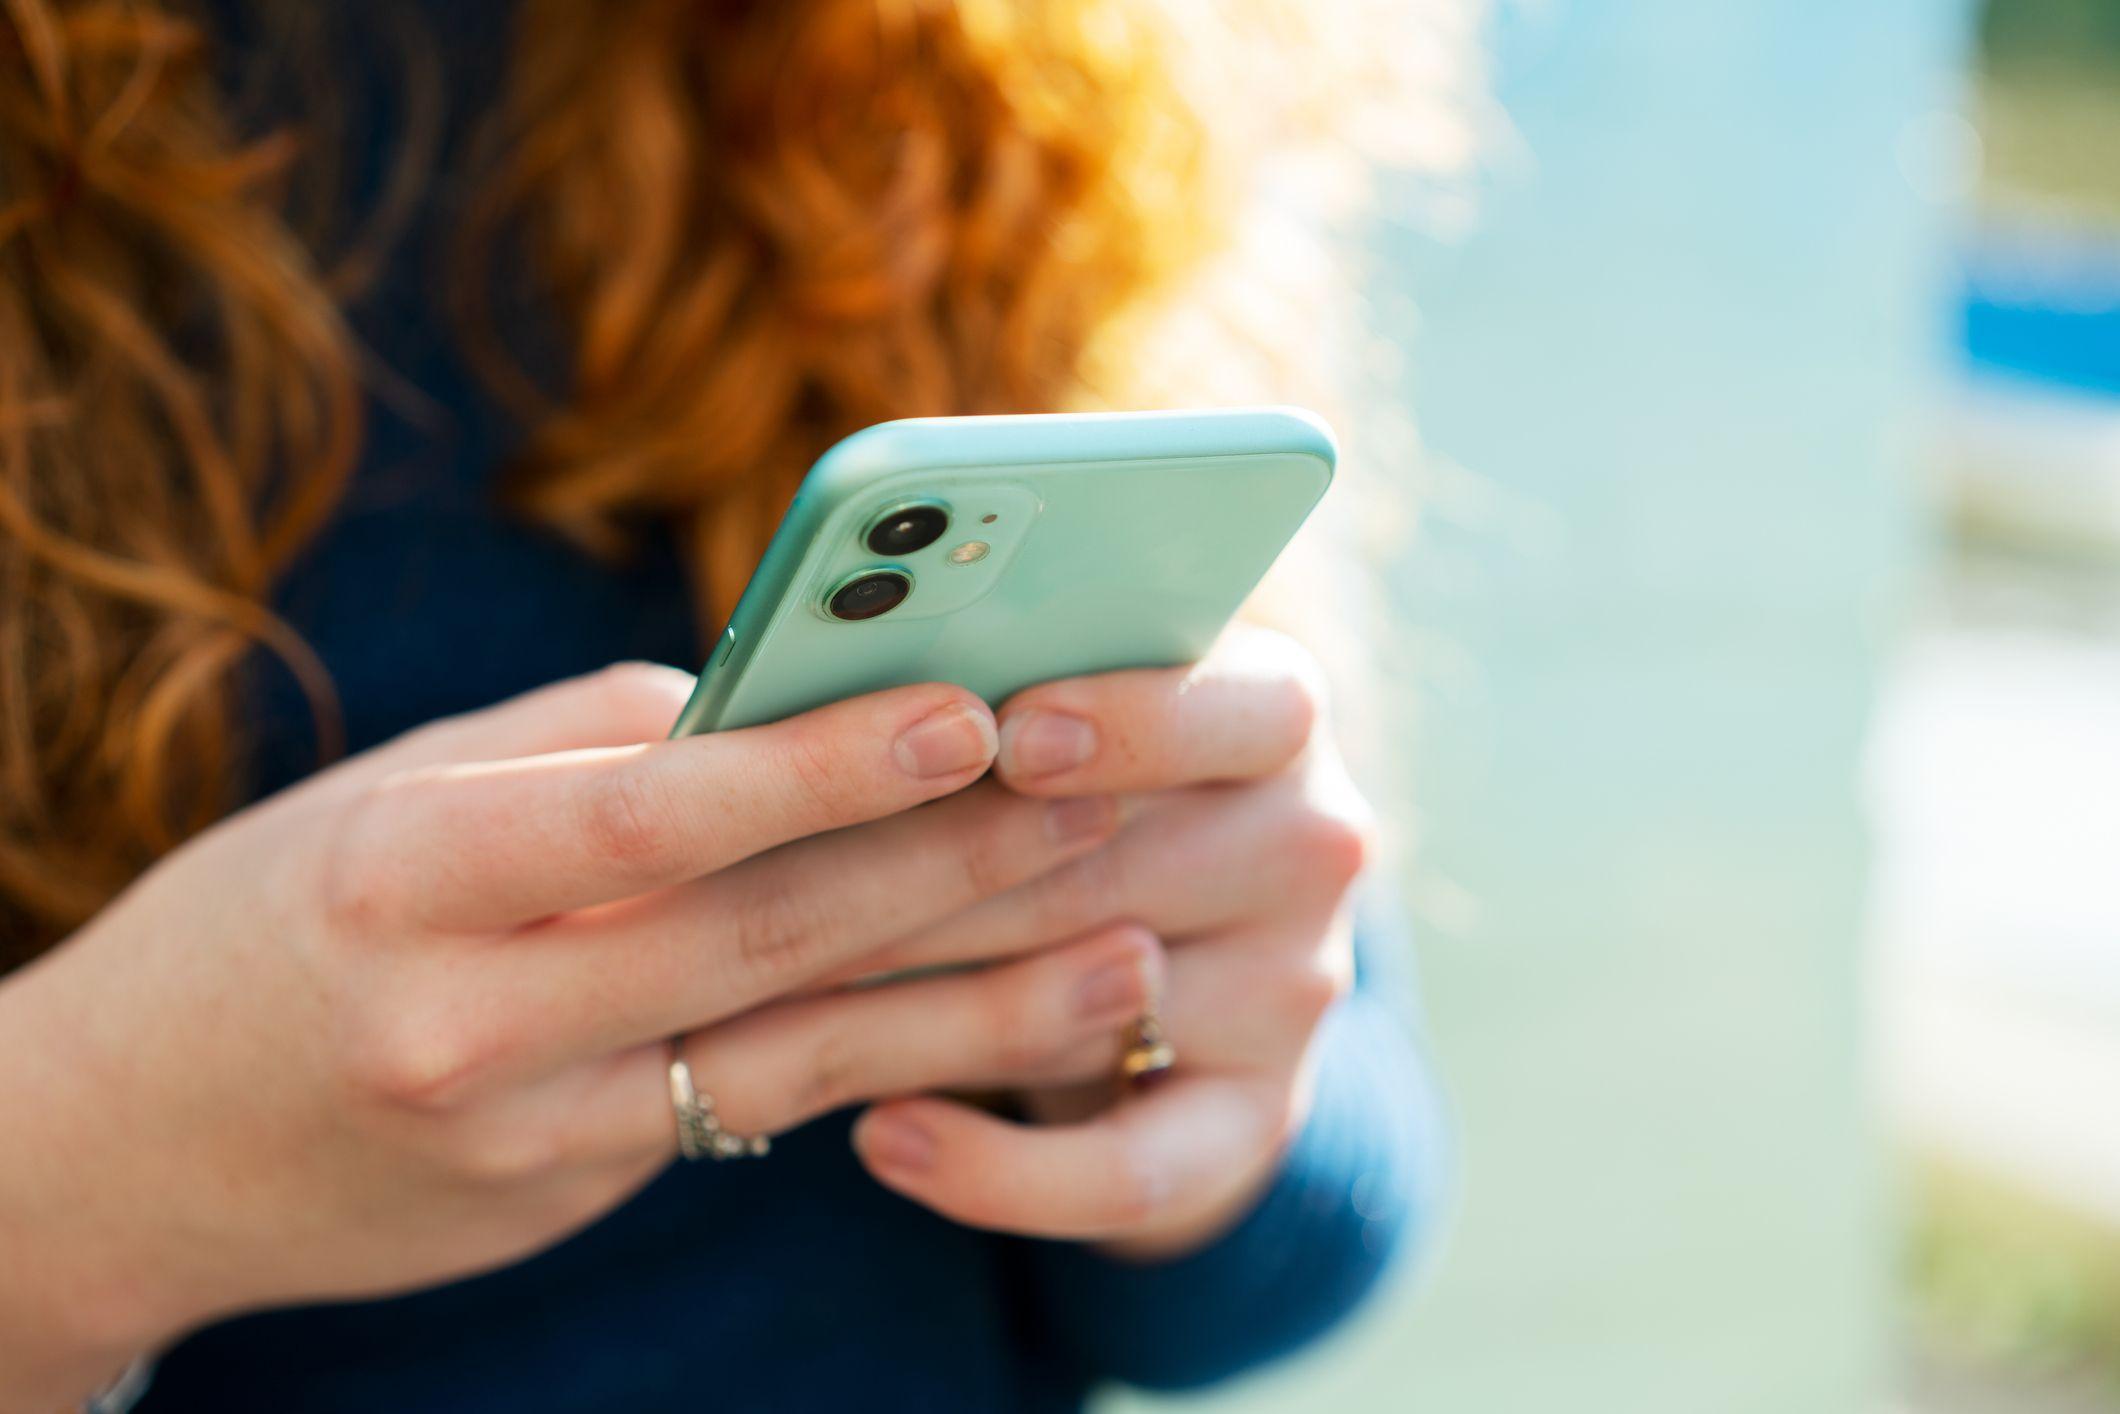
133,7,1443,1408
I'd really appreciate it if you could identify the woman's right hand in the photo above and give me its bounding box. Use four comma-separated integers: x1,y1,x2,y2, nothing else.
0,664,1155,1409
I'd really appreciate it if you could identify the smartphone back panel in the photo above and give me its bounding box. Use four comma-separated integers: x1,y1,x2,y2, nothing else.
671,408,1334,735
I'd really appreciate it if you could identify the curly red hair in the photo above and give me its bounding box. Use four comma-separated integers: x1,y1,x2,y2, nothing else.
0,0,1477,965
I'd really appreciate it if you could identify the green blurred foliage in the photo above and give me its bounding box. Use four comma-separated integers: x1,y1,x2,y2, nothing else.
1977,0,2120,220
1907,1162,2120,1397
1981,0,2120,73
1975,77,2120,222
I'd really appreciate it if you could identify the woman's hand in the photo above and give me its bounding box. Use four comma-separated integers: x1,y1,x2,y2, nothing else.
0,665,1156,1410
846,626,1377,1260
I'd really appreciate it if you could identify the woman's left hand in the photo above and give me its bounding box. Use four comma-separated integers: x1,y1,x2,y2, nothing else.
845,625,1377,1259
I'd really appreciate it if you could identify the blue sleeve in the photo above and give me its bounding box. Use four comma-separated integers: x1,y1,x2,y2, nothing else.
1019,918,1449,1391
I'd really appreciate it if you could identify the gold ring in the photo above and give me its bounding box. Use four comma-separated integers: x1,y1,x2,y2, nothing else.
1118,1012,1176,1087
666,1040,770,1162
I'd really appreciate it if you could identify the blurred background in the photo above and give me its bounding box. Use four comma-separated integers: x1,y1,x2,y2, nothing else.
1110,1,2120,1410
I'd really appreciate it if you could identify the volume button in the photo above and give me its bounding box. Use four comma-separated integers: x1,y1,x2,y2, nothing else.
712,626,738,666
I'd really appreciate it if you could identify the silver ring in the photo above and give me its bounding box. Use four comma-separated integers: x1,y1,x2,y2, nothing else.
666,1040,770,1162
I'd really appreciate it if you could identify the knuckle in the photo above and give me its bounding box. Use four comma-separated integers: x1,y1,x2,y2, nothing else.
338,1000,491,1114
952,810,1026,902
777,720,859,822
1049,845,1127,934
316,782,409,935
789,1025,861,1122
1281,954,1350,1031
1291,800,1376,893
574,765,678,880
727,882,828,980
988,987,1061,1075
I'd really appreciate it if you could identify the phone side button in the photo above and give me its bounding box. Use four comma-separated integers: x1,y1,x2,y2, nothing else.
712,626,738,666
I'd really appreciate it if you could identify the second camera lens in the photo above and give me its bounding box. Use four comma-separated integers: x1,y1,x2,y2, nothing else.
866,504,949,556
828,570,912,621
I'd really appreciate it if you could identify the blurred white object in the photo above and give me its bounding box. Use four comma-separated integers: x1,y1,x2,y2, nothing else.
1871,627,2120,1225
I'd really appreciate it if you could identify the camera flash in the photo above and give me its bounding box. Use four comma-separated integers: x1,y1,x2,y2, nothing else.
947,540,991,565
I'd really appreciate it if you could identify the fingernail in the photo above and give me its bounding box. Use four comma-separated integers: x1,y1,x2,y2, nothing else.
1074,948,1151,1022
893,703,998,779
1001,710,1097,779
1044,795,1118,846
858,1113,936,1173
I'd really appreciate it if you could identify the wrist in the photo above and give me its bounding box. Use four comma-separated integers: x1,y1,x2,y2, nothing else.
0,951,197,1409
0,1178,165,1414
0,1331,147,1414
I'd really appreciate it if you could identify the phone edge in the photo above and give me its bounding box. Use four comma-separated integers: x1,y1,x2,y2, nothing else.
667,407,1336,739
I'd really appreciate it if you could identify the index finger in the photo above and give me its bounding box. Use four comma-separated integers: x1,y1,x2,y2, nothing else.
340,683,998,932
993,625,1322,797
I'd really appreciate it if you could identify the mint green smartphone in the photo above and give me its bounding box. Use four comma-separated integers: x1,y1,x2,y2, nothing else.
669,407,1335,736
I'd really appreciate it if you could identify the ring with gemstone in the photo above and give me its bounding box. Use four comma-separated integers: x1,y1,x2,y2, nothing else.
1118,1012,1176,1088
666,1041,770,1161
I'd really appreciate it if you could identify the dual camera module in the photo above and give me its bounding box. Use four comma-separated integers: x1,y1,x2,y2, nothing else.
827,504,952,621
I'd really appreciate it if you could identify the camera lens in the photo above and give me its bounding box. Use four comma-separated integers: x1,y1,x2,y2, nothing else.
865,504,949,556
827,570,912,621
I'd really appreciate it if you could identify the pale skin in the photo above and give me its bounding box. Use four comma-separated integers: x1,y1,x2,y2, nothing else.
0,625,1372,1410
